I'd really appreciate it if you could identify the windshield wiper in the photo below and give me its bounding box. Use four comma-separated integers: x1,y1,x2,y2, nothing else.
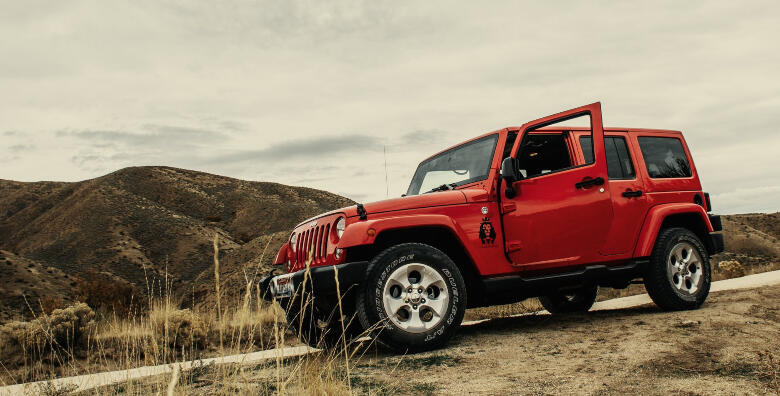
424,183,458,194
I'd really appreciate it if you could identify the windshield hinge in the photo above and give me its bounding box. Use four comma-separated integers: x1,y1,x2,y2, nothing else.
356,203,368,220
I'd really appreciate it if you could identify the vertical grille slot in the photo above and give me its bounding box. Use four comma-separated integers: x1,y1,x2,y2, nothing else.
313,227,320,260
296,231,302,263
305,229,312,262
297,230,302,263
321,224,330,259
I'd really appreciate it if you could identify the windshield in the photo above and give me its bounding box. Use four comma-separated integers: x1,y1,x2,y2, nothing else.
406,134,498,196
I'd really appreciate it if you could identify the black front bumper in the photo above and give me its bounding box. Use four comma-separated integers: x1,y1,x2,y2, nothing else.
259,261,369,302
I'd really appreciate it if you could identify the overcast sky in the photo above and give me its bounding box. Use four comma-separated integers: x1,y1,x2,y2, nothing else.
1,1,778,214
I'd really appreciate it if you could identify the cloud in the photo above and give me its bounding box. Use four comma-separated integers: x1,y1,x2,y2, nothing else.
710,186,780,214
206,134,382,164
396,129,451,147
8,144,34,152
62,125,226,148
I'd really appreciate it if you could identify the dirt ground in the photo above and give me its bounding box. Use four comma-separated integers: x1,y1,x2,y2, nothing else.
70,285,780,396
345,285,780,395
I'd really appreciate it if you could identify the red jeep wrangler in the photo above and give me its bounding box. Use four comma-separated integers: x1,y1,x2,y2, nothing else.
260,102,723,352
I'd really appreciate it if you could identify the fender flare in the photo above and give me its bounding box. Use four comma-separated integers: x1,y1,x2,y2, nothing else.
633,203,713,257
273,242,289,265
336,214,464,249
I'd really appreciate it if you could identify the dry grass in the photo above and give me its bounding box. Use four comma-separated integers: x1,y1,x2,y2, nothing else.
0,237,364,395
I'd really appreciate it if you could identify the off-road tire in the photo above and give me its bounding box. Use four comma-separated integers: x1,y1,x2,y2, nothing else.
284,293,363,349
539,285,599,314
356,243,467,353
644,227,711,311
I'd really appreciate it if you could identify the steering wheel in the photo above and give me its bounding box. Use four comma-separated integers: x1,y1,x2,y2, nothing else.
452,169,469,175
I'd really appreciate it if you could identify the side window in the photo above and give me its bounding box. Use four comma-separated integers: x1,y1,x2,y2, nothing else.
579,136,636,179
517,134,571,178
611,137,635,179
637,137,691,178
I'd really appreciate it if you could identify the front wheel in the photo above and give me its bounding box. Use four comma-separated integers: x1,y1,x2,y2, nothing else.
356,243,467,353
644,227,711,311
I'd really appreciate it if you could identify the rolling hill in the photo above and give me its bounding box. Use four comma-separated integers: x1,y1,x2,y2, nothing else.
0,166,354,319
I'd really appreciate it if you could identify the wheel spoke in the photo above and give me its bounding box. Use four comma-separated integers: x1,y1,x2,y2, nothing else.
383,295,407,316
420,265,433,285
386,276,407,290
423,297,446,317
673,246,685,264
423,277,446,291
673,274,682,290
405,310,427,332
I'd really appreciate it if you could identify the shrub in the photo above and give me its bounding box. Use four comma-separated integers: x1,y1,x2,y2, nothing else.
74,269,136,316
718,260,746,279
150,306,208,349
40,296,64,315
0,303,96,365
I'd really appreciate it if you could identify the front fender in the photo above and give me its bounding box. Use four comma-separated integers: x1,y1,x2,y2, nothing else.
633,203,713,257
337,214,461,249
273,242,290,265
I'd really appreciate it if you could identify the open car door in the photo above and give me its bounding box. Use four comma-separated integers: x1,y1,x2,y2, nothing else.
501,102,613,271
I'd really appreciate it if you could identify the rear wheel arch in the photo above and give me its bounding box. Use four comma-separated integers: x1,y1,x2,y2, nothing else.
346,226,483,307
635,204,713,257
659,213,709,248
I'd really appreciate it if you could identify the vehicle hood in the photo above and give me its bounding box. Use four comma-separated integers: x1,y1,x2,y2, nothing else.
359,190,468,215
294,190,468,227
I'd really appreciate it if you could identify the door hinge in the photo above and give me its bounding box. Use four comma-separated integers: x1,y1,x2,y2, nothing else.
501,202,516,214
506,241,523,253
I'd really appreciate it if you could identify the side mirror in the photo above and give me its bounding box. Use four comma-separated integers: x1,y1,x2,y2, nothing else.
500,157,520,199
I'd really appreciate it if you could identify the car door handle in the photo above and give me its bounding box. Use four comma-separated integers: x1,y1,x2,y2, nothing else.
622,189,643,198
575,176,604,189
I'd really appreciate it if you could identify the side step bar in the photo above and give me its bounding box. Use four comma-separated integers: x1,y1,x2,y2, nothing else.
475,259,648,307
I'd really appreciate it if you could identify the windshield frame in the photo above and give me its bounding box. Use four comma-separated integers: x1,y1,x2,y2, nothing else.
406,134,499,196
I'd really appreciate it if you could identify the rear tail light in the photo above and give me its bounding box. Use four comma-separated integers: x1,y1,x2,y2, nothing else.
704,192,712,212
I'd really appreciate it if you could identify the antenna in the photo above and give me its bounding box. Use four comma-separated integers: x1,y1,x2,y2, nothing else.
384,145,389,198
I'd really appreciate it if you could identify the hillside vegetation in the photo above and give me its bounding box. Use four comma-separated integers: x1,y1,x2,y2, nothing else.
0,167,354,319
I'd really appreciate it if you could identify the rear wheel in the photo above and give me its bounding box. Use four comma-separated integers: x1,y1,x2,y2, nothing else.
539,285,598,314
357,243,466,353
644,227,711,311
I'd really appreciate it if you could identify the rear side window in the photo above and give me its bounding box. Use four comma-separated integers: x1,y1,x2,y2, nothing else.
637,137,691,178
579,136,636,179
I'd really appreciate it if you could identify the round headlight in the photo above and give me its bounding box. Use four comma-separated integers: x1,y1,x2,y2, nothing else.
290,232,297,252
336,217,346,239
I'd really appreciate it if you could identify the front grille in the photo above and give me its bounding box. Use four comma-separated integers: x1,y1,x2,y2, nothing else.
295,223,331,265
